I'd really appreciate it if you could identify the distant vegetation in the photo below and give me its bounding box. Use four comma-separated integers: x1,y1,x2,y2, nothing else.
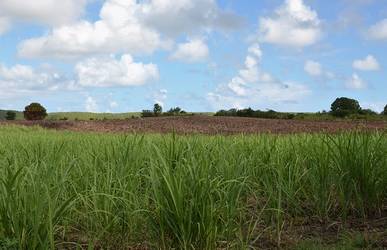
215,97,387,120
1,97,386,121
141,104,189,118
0,110,23,120
47,112,142,121
5,111,16,120
23,103,47,120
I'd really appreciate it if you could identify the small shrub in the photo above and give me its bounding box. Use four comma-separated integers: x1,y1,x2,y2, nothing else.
142,110,154,118
23,103,47,120
286,113,295,119
165,107,186,116
5,111,16,121
358,109,377,116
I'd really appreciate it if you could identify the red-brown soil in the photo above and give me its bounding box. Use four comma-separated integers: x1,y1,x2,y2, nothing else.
1,116,386,134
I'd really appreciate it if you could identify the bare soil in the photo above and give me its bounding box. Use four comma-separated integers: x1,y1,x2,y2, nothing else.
1,116,386,134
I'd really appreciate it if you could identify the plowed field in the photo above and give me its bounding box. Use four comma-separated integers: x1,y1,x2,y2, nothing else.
2,116,386,134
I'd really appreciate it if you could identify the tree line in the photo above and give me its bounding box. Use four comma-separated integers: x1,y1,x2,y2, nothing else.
141,104,189,117
2,98,387,121
215,97,387,119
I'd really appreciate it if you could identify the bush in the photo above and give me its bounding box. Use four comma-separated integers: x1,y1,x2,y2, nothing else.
358,109,377,116
165,107,186,116
141,110,154,118
153,104,162,117
330,97,361,117
5,111,16,120
23,103,47,120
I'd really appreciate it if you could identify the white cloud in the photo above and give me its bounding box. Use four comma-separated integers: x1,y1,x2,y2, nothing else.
0,63,72,98
85,96,98,112
18,0,240,59
109,101,118,109
170,39,209,63
0,17,10,35
75,54,159,87
259,0,321,48
304,60,322,76
352,55,380,71
368,19,387,40
140,0,242,36
346,73,367,89
153,89,168,107
208,43,310,109
0,0,87,30
304,60,335,80
19,19,164,59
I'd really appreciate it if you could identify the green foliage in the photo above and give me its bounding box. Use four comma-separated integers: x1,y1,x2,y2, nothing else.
141,109,155,117
165,107,186,116
358,108,377,115
215,108,296,119
5,111,16,120
0,127,386,248
330,97,361,117
383,105,387,115
142,105,189,118
153,103,163,116
23,103,47,120
0,110,23,120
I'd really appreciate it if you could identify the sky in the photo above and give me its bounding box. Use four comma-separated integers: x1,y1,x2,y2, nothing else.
0,0,386,113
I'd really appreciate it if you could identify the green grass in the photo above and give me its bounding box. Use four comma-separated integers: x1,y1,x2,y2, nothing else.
0,126,386,249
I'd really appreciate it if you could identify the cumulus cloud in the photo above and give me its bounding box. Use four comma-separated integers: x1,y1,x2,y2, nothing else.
85,96,98,112
75,54,159,87
367,19,387,40
152,89,168,107
0,63,73,99
140,0,242,36
170,39,209,63
259,0,321,48
352,55,380,71
346,73,367,89
304,60,335,80
208,43,310,109
304,60,322,76
18,0,240,59
0,0,87,33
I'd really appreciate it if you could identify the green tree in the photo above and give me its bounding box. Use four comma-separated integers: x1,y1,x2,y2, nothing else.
383,105,387,115
153,103,162,116
330,97,361,117
5,111,16,120
23,103,47,120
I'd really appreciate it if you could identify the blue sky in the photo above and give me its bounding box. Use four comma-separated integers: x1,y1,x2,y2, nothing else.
0,0,386,113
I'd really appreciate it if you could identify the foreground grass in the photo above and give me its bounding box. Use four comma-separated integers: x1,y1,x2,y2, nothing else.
0,126,386,249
